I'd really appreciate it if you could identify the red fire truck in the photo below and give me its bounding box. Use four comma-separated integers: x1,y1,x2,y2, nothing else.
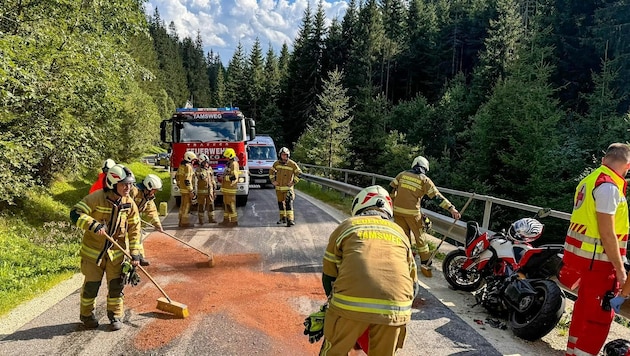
160,107,256,207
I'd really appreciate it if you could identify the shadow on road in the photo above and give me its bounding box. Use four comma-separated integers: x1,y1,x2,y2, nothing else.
1,323,99,341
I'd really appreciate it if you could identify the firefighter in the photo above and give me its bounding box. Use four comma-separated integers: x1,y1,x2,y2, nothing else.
130,174,164,266
89,158,115,193
559,143,630,356
269,147,302,226
319,185,418,356
220,148,240,226
390,155,461,266
176,151,197,228
70,164,141,331
196,153,217,224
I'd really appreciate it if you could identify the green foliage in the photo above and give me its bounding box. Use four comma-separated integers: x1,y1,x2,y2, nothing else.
294,70,353,168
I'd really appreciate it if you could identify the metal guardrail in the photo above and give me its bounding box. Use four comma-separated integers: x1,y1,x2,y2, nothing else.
300,166,630,319
300,165,571,243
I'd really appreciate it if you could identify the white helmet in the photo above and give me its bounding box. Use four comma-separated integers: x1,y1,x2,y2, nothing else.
279,147,290,158
411,156,429,172
508,218,544,243
351,185,393,218
143,174,162,191
102,159,116,173
184,151,197,162
198,153,209,162
105,164,135,190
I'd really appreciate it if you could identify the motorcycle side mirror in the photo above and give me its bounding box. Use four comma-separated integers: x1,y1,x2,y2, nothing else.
535,208,551,219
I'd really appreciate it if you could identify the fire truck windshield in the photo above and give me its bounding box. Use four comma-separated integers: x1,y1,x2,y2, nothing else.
179,120,243,142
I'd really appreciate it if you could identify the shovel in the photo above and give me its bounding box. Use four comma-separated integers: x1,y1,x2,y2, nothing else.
420,193,475,278
103,233,189,318
142,220,215,267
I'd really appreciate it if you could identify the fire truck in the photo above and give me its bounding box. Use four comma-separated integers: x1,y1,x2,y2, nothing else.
160,107,256,207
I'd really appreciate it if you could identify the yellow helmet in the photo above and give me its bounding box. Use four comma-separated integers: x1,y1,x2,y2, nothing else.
223,148,236,159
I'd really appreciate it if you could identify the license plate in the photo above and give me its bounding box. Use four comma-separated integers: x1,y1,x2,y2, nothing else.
254,179,267,183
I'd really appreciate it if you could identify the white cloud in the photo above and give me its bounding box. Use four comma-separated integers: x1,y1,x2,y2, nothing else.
145,0,348,63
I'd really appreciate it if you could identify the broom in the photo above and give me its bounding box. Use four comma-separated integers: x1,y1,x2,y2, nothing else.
141,220,215,267
103,233,189,318
420,193,475,278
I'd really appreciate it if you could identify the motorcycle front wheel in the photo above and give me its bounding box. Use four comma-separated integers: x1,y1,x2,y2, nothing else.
509,279,565,341
442,250,483,292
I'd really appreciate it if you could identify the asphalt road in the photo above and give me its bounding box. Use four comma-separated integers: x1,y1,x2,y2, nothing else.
0,188,501,356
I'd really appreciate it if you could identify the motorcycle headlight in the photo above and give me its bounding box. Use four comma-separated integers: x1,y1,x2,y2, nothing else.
471,240,485,258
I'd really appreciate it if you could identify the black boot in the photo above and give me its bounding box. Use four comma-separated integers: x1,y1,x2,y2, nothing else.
139,255,150,266
287,220,295,227
277,217,286,224
80,313,99,329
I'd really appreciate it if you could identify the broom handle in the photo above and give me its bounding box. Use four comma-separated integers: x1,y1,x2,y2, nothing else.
141,220,211,258
103,233,173,303
427,193,475,261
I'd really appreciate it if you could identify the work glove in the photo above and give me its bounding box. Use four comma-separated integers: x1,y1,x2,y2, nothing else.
422,215,432,231
610,295,627,313
303,304,327,344
121,261,141,286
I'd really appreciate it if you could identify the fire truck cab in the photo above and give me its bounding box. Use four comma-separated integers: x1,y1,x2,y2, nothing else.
160,107,255,207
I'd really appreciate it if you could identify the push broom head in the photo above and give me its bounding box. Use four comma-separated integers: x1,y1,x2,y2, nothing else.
420,264,433,278
157,297,189,318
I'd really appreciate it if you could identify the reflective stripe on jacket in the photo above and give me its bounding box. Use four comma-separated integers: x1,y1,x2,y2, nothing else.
322,216,416,326
221,160,240,194
563,165,629,269
270,159,302,192
73,190,141,262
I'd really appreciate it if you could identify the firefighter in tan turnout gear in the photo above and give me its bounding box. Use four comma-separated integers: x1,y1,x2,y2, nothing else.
390,156,461,267
70,164,141,331
196,153,217,224
220,148,240,226
130,174,164,266
176,151,197,228
319,185,418,356
269,147,302,226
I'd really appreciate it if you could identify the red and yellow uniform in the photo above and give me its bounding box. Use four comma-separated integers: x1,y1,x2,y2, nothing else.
269,159,302,222
390,171,454,261
221,159,240,224
176,160,195,227
71,190,141,321
562,165,629,356
320,215,417,356
196,165,217,224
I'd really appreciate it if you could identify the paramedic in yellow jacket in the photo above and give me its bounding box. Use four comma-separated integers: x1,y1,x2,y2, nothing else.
320,185,418,356
176,151,197,228
70,164,141,331
220,148,240,226
196,153,217,224
130,174,164,266
269,147,302,226
390,156,461,266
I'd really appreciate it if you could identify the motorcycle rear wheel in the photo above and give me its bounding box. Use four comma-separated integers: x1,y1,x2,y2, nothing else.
509,279,565,341
442,250,483,292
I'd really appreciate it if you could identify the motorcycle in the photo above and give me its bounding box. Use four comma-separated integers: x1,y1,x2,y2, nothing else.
442,208,566,341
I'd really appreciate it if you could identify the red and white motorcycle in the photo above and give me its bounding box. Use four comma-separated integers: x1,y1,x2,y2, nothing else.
442,209,566,341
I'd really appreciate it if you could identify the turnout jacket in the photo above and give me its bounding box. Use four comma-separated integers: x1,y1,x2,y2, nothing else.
221,160,240,194
176,161,195,194
196,166,217,195
71,190,141,262
269,159,302,192
390,171,453,216
129,184,161,230
322,215,417,326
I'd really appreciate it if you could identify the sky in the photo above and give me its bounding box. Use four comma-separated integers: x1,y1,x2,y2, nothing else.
144,0,349,64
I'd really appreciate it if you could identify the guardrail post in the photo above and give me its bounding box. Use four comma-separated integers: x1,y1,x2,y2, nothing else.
344,172,348,184
482,200,492,229
372,176,376,185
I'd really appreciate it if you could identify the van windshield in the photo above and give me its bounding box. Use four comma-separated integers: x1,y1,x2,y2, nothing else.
248,146,277,160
